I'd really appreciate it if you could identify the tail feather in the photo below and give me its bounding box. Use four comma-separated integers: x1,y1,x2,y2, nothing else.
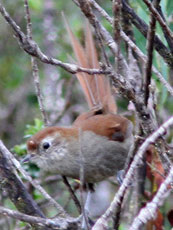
64,16,96,108
64,16,117,113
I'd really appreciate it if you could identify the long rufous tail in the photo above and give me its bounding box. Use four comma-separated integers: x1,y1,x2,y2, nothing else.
64,17,117,114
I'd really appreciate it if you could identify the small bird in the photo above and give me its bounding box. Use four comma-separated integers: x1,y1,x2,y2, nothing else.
25,21,134,184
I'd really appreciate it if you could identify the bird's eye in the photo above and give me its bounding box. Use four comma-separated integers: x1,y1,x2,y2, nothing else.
42,142,50,150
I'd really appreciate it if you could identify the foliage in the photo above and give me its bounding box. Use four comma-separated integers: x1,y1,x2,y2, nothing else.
12,118,44,156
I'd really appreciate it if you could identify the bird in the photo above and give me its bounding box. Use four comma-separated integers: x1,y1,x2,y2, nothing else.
24,21,134,185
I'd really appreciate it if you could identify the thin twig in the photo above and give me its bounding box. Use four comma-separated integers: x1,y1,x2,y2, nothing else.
62,176,81,214
0,205,78,229
154,3,173,52
113,0,122,75
31,59,49,125
144,0,158,105
24,0,48,126
112,1,124,228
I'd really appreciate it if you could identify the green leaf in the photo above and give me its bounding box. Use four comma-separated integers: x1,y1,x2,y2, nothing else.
12,144,27,156
24,118,44,137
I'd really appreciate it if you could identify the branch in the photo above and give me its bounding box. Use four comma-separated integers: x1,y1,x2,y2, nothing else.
62,176,81,214
155,4,173,52
113,0,122,76
24,0,49,125
129,167,173,230
0,206,78,230
144,0,158,105
92,116,173,230
0,3,109,76
112,3,125,227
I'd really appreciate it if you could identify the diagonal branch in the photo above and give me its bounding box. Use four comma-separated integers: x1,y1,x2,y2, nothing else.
0,206,78,230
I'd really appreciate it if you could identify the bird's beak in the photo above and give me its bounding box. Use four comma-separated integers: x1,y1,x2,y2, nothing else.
21,154,32,164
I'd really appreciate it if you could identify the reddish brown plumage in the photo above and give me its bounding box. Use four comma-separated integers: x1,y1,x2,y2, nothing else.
27,127,78,151
73,113,129,142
